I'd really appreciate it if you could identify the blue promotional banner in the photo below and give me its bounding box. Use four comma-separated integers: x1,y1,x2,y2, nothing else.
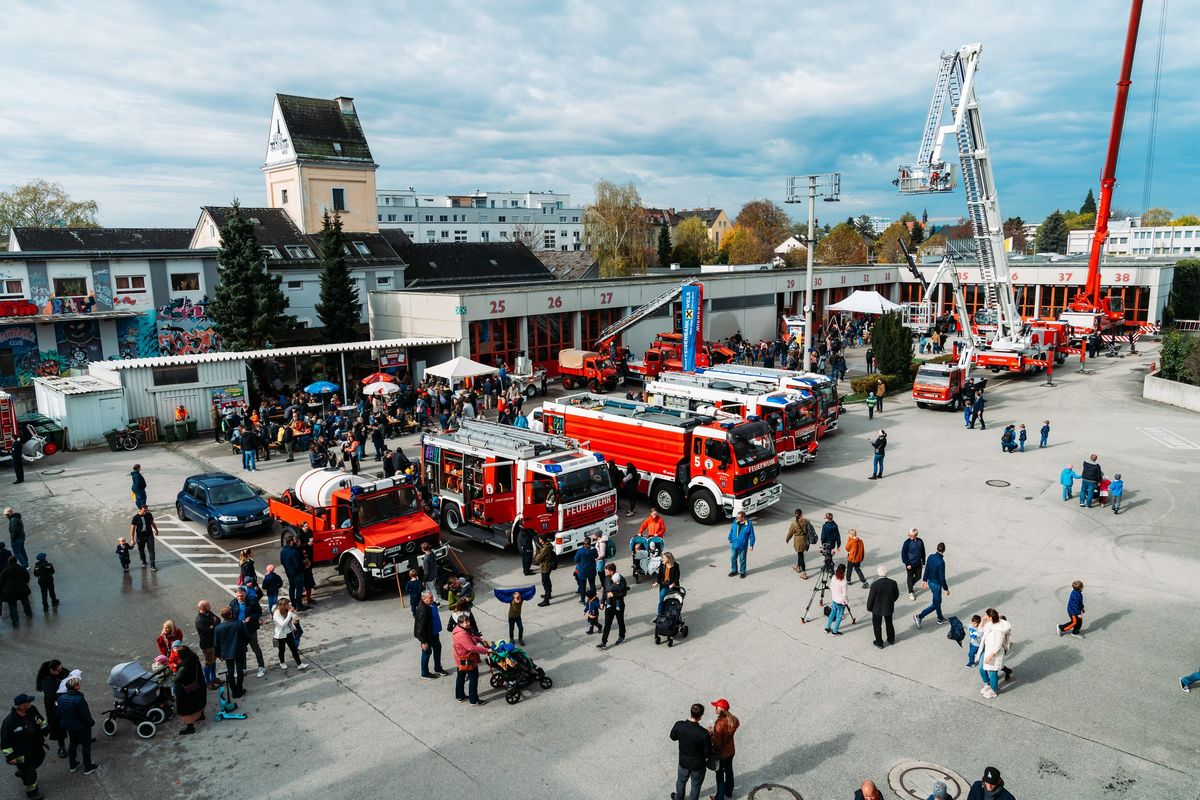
681,284,700,372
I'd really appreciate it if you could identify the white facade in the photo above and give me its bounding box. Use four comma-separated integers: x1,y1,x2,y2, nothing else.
1067,219,1200,257
376,189,586,251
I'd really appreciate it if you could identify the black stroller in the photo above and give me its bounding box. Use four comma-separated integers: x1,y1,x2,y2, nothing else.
654,586,690,647
101,661,175,739
487,641,553,704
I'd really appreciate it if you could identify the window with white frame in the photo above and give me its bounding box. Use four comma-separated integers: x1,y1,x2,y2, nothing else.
0,279,24,300
387,214,396,222
376,276,391,286
543,231,556,249
114,275,147,294
285,245,316,259
404,214,413,222
481,231,490,242
262,246,282,260
353,241,371,256
453,230,468,242
286,280,303,290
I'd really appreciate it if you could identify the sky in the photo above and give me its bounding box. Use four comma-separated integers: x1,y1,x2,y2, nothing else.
2,0,1195,230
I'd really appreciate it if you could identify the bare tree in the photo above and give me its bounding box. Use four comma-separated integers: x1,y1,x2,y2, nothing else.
584,180,649,277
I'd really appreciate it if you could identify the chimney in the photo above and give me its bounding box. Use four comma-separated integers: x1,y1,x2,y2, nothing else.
335,96,355,114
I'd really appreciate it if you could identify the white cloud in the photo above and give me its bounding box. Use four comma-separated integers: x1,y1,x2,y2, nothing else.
0,0,1194,228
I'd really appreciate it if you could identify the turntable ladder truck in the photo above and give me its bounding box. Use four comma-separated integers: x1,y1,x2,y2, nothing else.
897,44,1067,377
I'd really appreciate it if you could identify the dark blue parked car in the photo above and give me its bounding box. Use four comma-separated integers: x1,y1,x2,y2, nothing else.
175,473,272,539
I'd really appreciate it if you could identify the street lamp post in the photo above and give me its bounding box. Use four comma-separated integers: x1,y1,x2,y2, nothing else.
786,173,840,355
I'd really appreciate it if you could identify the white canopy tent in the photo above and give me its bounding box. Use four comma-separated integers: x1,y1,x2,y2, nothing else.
827,290,901,315
423,356,499,381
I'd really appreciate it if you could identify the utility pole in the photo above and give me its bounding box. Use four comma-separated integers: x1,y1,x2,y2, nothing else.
786,173,841,352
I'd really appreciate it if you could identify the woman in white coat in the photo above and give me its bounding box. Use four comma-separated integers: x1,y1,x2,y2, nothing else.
272,598,308,671
977,608,1008,698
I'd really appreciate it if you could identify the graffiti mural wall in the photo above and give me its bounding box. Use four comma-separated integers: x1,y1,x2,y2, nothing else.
115,315,159,359
0,325,44,386
55,320,103,370
157,297,222,356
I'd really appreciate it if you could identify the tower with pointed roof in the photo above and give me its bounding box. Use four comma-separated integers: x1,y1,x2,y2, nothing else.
262,94,379,234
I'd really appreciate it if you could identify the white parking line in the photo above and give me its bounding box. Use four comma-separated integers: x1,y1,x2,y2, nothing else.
153,513,241,595
1136,427,1200,450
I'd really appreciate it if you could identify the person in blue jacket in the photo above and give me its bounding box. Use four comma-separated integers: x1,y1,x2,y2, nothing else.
1059,464,1081,501
901,528,926,601
573,536,597,602
1109,473,1125,514
913,542,950,627
56,677,98,774
1058,580,1085,637
727,511,755,579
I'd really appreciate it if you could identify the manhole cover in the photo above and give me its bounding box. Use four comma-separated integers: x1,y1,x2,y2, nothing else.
748,784,803,799
985,479,1010,487
888,761,970,799
40,469,65,475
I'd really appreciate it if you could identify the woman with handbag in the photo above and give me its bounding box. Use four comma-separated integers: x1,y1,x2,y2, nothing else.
823,564,849,636
271,598,308,671
173,645,207,735
451,619,491,706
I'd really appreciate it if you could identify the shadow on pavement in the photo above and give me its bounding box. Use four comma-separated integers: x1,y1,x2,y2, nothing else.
736,730,855,791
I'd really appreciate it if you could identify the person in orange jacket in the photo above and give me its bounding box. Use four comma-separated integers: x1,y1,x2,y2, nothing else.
845,528,869,588
638,508,666,539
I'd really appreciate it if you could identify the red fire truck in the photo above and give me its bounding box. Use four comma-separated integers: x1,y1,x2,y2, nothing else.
421,420,617,555
269,469,445,601
645,372,818,467
541,393,781,525
705,364,842,436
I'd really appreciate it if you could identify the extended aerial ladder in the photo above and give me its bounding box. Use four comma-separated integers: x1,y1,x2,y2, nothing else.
898,240,979,372
898,45,1065,376
1060,0,1144,346
593,278,702,353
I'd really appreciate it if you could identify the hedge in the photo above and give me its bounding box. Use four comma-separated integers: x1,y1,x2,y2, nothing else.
850,373,900,395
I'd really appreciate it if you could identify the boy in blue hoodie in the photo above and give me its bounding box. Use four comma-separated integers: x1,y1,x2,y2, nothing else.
1058,580,1085,637
583,590,600,634
1040,420,1051,448
966,614,982,667
1059,465,1080,501
1109,473,1125,514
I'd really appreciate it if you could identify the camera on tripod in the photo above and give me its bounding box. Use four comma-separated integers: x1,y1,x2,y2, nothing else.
819,544,835,571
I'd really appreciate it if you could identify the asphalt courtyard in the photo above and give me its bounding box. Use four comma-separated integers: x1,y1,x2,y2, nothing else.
1,343,1197,800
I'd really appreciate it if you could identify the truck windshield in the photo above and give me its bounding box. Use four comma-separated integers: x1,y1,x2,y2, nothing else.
730,422,776,467
353,487,417,528
917,368,951,386
556,465,612,503
785,401,814,429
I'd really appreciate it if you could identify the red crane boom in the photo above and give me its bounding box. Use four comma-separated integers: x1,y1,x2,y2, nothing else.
1068,0,1145,331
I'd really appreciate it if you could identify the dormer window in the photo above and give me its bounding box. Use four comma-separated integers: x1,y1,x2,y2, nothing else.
262,246,283,260
353,241,371,256
332,142,342,155
285,245,315,259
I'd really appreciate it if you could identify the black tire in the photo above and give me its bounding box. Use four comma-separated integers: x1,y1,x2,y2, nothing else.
680,625,689,638
279,524,297,549
136,721,157,739
489,673,504,688
655,635,662,645
688,489,720,525
652,482,682,515
916,401,928,410
538,676,553,689
120,435,139,452
505,688,522,705
442,503,464,534
667,639,674,647
146,707,167,724
102,718,116,737
175,502,187,521
561,377,574,390
206,520,221,539
342,557,370,601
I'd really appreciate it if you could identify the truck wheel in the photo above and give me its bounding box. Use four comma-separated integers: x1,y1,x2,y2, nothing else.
442,503,464,533
916,401,928,410
652,483,682,515
524,383,537,399
689,489,720,525
561,377,574,390
342,558,371,601
279,524,297,548
588,378,601,393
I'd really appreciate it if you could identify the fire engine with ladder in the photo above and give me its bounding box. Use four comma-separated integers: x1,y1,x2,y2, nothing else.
704,363,842,437
421,419,618,555
541,393,781,524
644,370,818,466
897,43,1070,377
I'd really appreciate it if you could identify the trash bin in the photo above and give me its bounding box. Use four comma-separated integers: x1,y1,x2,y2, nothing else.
103,430,120,452
185,419,198,440
163,424,177,443
172,422,187,442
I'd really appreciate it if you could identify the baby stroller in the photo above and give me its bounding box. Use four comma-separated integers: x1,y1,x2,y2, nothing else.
630,535,664,584
102,661,175,739
487,641,553,705
654,586,689,647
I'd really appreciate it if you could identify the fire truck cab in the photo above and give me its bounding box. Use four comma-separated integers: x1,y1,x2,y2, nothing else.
421,420,617,555
706,364,841,436
645,372,817,466
541,393,781,525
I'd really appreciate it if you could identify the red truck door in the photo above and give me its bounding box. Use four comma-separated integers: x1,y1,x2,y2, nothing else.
481,462,517,525
691,437,733,495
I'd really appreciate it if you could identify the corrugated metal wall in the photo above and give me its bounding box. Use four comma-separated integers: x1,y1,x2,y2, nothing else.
98,361,248,431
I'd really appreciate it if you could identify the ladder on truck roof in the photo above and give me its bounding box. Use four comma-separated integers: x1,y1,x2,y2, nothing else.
593,278,702,351
655,371,775,396
442,419,579,459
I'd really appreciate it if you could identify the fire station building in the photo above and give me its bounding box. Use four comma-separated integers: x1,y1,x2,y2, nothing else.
368,254,1177,376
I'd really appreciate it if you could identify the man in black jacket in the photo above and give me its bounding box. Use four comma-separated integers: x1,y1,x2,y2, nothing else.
966,766,1015,800
669,703,711,800
1080,454,1103,508
2,694,47,799
866,566,900,648
229,587,266,679
596,563,627,650
195,601,221,689
868,429,887,480
0,557,33,628
213,607,250,697
413,591,448,679
517,527,534,576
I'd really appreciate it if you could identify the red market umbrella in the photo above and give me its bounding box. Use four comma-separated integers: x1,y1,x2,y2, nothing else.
361,372,397,385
